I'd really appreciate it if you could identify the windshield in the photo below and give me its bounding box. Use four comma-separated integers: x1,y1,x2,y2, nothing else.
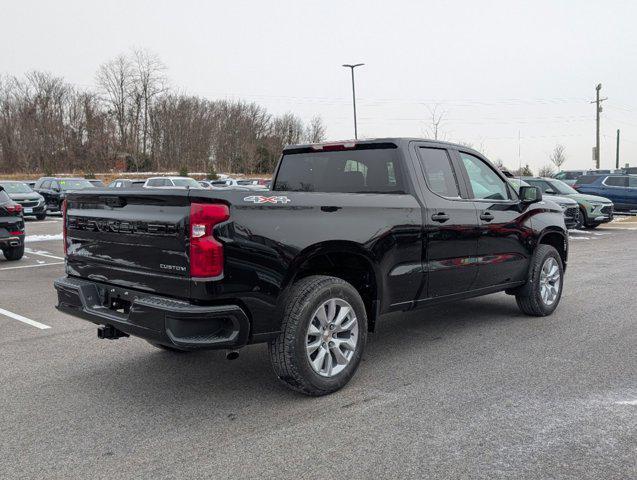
273,147,404,193
172,178,201,188
59,179,94,190
548,179,578,194
0,182,32,194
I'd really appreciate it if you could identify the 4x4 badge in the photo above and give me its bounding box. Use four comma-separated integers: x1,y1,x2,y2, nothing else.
244,195,291,204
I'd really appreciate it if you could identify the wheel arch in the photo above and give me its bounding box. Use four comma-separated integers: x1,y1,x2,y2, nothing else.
537,227,568,269
281,241,382,332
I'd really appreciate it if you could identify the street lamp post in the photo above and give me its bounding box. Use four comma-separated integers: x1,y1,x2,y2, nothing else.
342,63,364,139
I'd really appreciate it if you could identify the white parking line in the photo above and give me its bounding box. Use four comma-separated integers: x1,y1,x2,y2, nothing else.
24,248,64,260
0,307,51,329
0,261,64,271
615,399,637,406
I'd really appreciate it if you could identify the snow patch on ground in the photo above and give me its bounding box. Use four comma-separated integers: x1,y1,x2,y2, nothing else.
24,234,63,243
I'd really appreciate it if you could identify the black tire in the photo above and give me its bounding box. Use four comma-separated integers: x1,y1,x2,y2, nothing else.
585,222,600,229
269,275,368,396
146,341,190,353
36,212,47,221
574,209,584,230
515,244,564,316
2,244,24,261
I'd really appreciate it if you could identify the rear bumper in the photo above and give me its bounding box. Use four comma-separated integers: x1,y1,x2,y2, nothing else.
0,234,24,248
54,276,250,350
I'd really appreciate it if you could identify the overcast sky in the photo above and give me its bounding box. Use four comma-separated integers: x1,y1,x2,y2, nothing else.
2,0,636,172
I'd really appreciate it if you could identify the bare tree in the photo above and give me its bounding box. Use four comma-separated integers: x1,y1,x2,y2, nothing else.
305,115,326,143
549,144,566,170
133,48,167,158
424,105,446,140
538,164,555,177
96,54,134,149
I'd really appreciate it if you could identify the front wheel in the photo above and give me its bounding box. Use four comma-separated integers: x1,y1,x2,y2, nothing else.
516,245,564,316
2,244,25,261
269,275,368,396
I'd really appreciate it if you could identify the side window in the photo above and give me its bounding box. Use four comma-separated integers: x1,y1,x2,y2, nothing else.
146,179,160,187
51,181,60,191
460,152,509,200
417,147,460,198
0,190,10,203
527,180,553,193
41,180,51,190
605,176,628,187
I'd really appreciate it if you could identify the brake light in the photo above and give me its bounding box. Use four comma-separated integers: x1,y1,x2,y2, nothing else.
62,199,68,255
189,203,230,278
9,231,23,236
311,142,356,151
6,203,22,214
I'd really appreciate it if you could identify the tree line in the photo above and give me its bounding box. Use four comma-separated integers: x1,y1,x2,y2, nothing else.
0,49,326,175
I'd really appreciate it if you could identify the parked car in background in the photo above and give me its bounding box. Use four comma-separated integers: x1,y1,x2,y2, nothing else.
87,179,105,187
34,177,95,212
108,179,146,189
573,174,637,212
18,180,37,189
0,186,25,261
143,176,203,189
508,178,580,229
523,177,614,228
554,170,587,185
0,181,47,220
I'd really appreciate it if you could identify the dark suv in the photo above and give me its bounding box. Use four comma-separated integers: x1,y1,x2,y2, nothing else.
0,186,25,261
574,174,637,211
34,177,95,212
0,181,47,220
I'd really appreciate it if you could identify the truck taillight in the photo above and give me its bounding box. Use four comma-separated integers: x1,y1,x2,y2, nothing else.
62,199,68,255
189,203,230,278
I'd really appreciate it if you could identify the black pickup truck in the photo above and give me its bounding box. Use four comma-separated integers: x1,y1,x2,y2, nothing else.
55,139,568,395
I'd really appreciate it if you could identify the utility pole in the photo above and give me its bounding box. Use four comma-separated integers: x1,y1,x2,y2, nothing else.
616,129,620,169
342,63,364,139
590,83,607,169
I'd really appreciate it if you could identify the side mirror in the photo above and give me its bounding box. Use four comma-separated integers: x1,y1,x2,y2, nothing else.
519,185,542,204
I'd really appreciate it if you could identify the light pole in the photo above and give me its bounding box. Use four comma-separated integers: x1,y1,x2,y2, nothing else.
342,63,364,139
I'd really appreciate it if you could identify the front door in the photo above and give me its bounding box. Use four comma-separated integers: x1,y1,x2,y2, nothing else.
455,151,531,289
412,145,480,299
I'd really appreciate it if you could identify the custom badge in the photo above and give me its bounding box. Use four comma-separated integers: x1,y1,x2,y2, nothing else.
243,195,291,204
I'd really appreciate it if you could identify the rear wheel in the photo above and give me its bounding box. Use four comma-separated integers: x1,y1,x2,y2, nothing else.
36,212,47,221
269,275,367,396
2,244,24,261
515,245,564,316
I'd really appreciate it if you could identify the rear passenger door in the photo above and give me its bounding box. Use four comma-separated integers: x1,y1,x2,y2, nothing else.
601,176,629,209
413,144,479,299
455,151,531,289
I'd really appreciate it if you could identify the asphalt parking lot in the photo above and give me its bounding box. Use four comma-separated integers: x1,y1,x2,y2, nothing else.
1,217,636,479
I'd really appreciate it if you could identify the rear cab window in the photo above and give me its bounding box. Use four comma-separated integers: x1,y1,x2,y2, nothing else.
273,144,404,193
417,147,460,198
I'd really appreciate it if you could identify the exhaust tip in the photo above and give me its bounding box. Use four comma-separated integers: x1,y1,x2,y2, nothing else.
226,350,240,361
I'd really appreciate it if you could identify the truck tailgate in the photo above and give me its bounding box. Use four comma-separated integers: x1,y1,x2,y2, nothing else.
65,190,192,298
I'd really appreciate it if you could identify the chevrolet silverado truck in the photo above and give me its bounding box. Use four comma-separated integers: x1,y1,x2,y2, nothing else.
54,139,568,395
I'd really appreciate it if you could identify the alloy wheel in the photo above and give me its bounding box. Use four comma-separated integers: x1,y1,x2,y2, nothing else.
539,257,561,306
306,298,359,377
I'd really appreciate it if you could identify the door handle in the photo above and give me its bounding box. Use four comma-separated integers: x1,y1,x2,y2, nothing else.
480,211,494,221
431,212,450,223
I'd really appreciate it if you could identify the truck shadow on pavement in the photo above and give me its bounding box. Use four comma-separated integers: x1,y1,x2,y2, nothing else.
72,293,527,407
